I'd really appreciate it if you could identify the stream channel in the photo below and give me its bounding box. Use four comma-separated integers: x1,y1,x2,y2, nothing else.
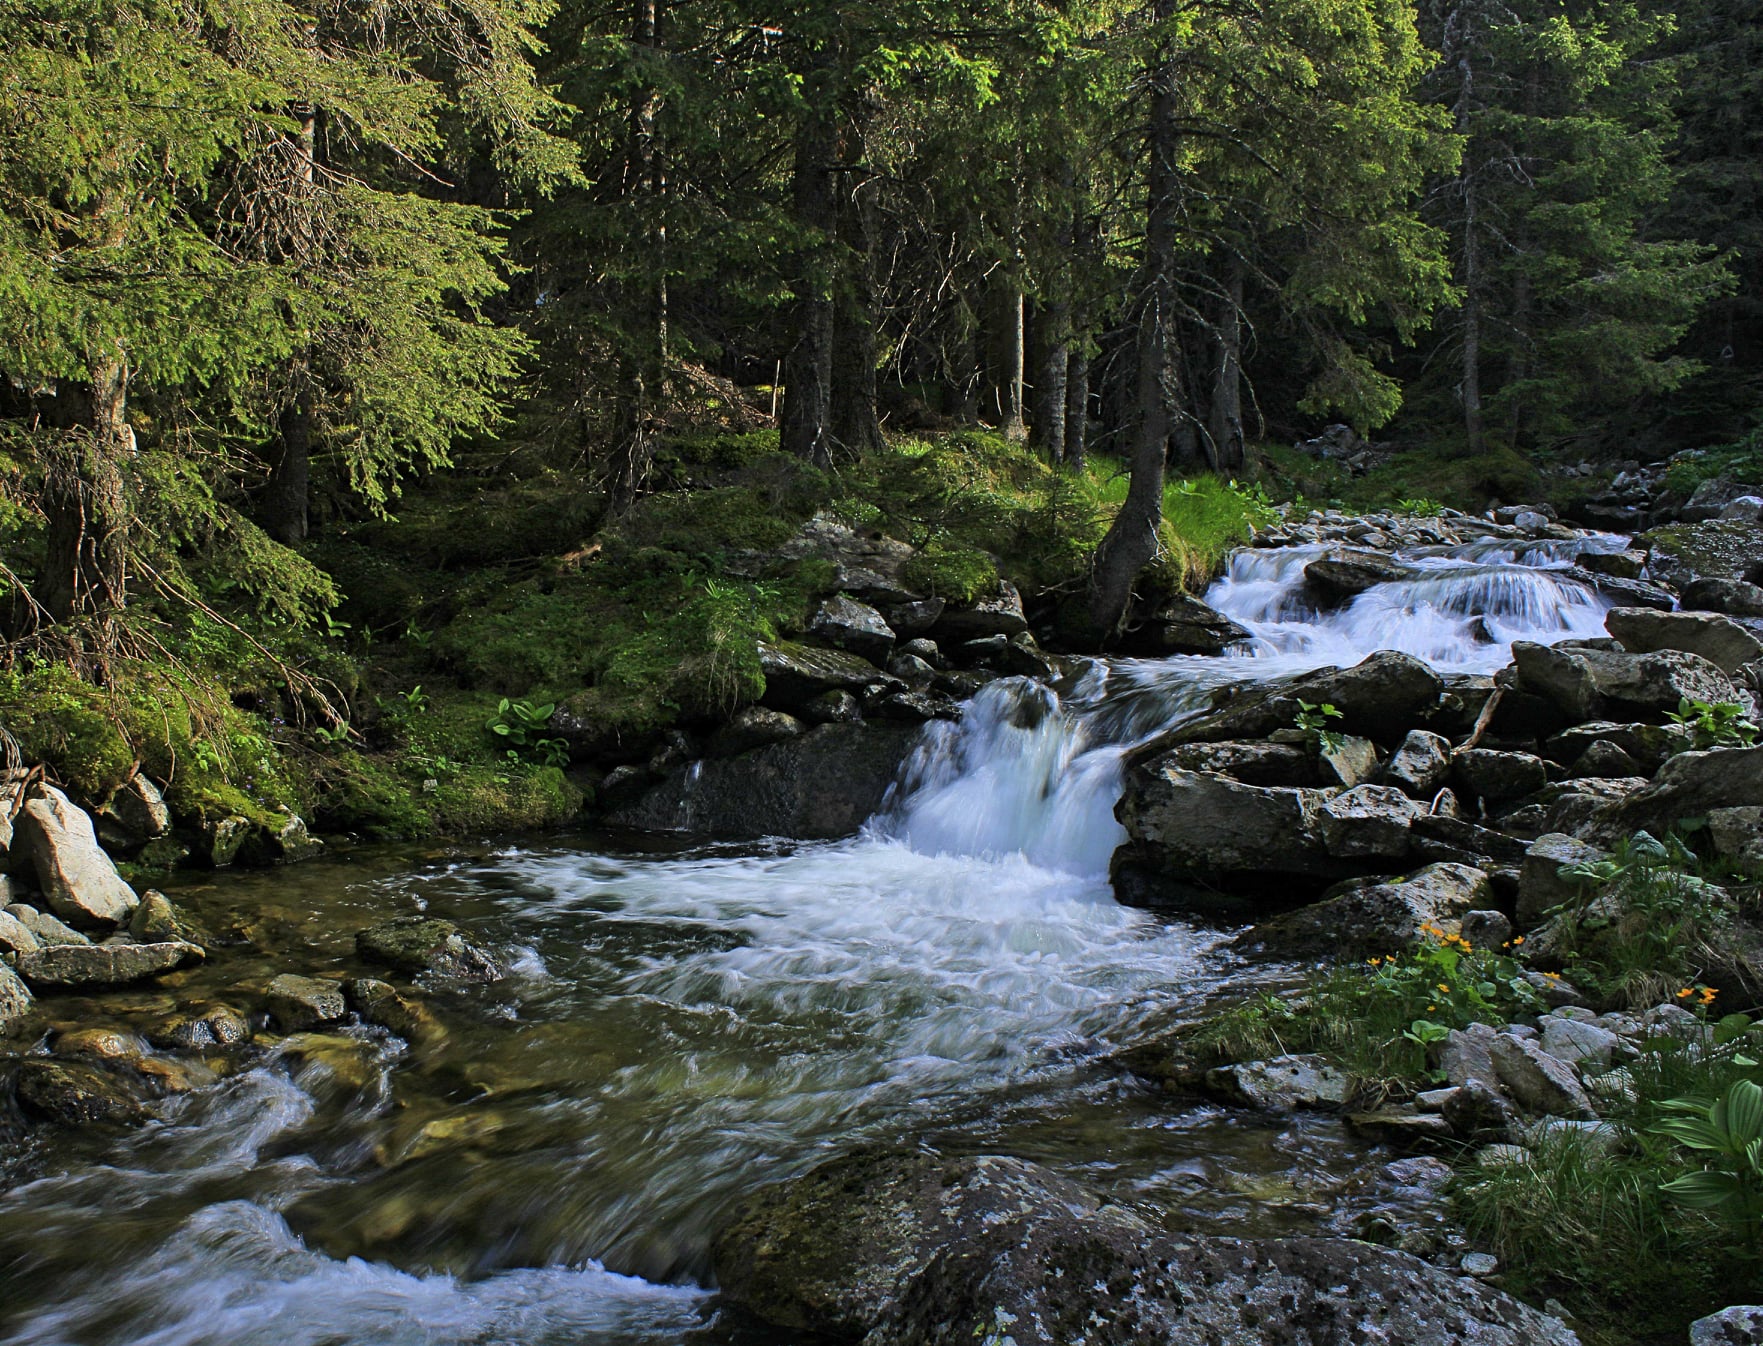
0,531,1628,1345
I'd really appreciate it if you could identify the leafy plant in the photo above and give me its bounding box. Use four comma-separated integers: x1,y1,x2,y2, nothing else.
1655,1078,1763,1239
487,697,556,747
1397,497,1445,517
1667,698,1760,750
312,721,353,746
1294,699,1347,753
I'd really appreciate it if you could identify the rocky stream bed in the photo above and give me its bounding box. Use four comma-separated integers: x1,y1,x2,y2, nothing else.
3,493,1763,1345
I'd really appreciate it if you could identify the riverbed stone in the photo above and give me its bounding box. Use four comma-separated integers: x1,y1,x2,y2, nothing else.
607,722,922,841
14,785,139,929
347,977,447,1048
884,652,936,689
1319,734,1380,787
14,940,204,989
757,641,894,710
1585,746,1763,844
1304,549,1418,602
1161,740,1319,787
708,707,804,757
1205,1054,1352,1111
1488,1033,1595,1119
127,890,211,947
1384,729,1453,798
1683,578,1763,620
1319,785,1422,858
1250,864,1493,959
712,1149,1581,1346
1461,909,1513,951
0,908,41,955
1441,1077,1517,1138
5,903,89,947
1605,606,1763,676
1709,807,1763,868
1538,1015,1625,1070
1544,721,1693,774
931,580,1029,640
1453,749,1549,803
356,916,504,983
809,596,897,664
1691,1306,1763,1345
15,1058,154,1127
0,962,34,1030
94,773,173,854
145,1002,253,1051
1517,834,1604,927
265,973,348,1030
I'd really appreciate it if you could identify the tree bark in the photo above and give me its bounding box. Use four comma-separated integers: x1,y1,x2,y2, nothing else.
830,166,884,456
996,274,1027,439
609,0,668,512
263,101,318,543
1064,343,1090,471
1088,9,1181,642
1452,15,1486,456
1207,252,1247,472
1033,299,1069,463
781,41,839,469
40,349,132,626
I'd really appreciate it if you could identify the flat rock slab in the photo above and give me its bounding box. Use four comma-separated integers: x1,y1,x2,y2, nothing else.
712,1150,1581,1346
356,916,504,983
265,973,348,1031
14,940,204,989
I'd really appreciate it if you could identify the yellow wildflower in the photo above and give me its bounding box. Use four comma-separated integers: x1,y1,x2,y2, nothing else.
1437,983,1451,993
1677,988,1695,999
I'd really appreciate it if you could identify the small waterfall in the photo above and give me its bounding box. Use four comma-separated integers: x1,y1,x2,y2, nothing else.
883,530,1627,875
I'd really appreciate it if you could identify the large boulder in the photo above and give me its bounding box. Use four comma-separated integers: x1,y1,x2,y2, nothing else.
1643,520,1763,590
13,784,140,929
607,722,921,841
808,596,897,664
758,642,896,711
1116,593,1251,656
1204,1054,1352,1111
1304,549,1418,602
1318,785,1423,858
94,773,173,854
931,581,1030,641
1160,740,1320,787
1511,641,1740,721
712,1150,1580,1346
0,962,33,1031
1543,721,1692,775
1114,765,1338,903
1249,864,1493,960
1604,607,1763,675
1384,729,1453,798
1518,833,1605,928
14,1058,155,1128
1683,578,1763,621
1453,749,1548,803
1583,746,1763,844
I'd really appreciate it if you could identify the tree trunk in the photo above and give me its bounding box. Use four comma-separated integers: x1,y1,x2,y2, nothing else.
609,0,668,512
262,370,312,544
1064,342,1090,471
1453,21,1485,456
781,42,839,469
1033,299,1069,463
40,350,132,626
997,275,1027,439
1207,252,1247,472
830,167,884,456
264,101,318,543
1088,11,1181,642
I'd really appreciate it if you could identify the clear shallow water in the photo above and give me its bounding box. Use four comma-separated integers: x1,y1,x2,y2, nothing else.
0,529,1625,1345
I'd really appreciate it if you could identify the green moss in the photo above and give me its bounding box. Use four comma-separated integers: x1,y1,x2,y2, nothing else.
901,547,1000,604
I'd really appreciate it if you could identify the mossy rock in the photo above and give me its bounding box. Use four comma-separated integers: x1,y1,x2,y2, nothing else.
1642,520,1763,587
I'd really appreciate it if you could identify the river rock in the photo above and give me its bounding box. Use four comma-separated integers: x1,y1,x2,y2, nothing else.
867,688,962,722
607,722,921,841
1643,520,1763,589
146,1002,253,1051
1604,606,1763,675
1517,834,1604,928
15,1058,155,1127
1461,909,1513,950
1161,740,1319,787
1487,1033,1595,1119
1564,739,1641,778
809,596,897,664
708,707,804,757
1511,641,1740,721
1536,776,1651,837
0,908,40,955
5,903,88,946
798,688,863,725
265,973,348,1030
239,811,324,866
1205,1054,1351,1111
997,632,1061,679
1251,864,1492,959
1543,721,1691,774
1115,766,1336,901
1538,1014,1624,1070
1304,549,1417,602
1709,807,1763,868
356,916,504,983
1441,1077,1517,1138
1319,734,1380,787
1576,549,1647,580
0,962,34,1030
13,785,139,929
127,890,212,947
884,652,936,688
1453,749,1548,803
1584,746,1763,844
1683,578,1763,620
1118,593,1252,656
712,1150,1581,1346
347,978,447,1048
14,940,204,989
1384,729,1453,798
758,641,895,711
881,598,945,639
94,773,173,854
1319,785,1422,858
932,580,1029,640
1692,1306,1763,1345
1442,1024,1503,1092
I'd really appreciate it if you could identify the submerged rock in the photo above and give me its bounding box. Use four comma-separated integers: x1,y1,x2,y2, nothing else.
1205,1054,1351,1111
356,916,504,983
1304,548,1417,602
264,973,348,1031
712,1150,1580,1346
14,1058,155,1127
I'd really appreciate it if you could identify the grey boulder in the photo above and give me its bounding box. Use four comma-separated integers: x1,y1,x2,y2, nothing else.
808,595,897,664
14,940,204,989
13,784,140,929
1604,606,1763,675
355,916,504,983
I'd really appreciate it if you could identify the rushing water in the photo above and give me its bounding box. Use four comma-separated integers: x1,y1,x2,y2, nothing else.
0,529,1628,1345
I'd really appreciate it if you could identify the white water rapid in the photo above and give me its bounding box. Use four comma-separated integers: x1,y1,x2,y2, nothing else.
0,529,1628,1345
